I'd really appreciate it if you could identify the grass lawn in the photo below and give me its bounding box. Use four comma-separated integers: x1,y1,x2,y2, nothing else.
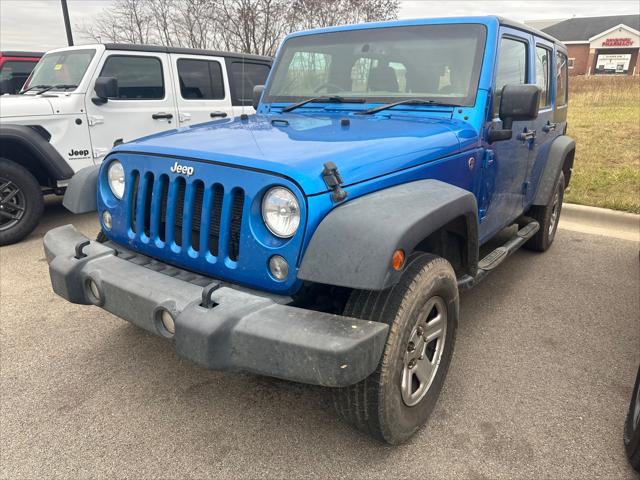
565,76,640,213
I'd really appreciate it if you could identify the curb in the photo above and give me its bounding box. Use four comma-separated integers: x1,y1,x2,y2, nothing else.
559,203,640,242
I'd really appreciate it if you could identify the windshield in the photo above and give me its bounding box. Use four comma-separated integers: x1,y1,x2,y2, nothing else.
23,49,95,92
264,24,486,107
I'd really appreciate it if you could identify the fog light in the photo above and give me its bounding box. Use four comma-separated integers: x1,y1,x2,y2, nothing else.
160,309,175,335
87,279,101,302
102,210,112,230
269,255,288,281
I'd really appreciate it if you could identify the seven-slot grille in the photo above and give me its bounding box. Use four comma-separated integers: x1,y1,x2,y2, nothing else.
129,170,244,261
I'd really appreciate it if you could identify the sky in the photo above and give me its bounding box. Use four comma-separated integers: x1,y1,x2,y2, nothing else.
1,0,639,51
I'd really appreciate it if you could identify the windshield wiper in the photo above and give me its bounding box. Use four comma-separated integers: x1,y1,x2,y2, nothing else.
20,84,77,94
358,98,460,115
20,84,50,94
282,95,365,113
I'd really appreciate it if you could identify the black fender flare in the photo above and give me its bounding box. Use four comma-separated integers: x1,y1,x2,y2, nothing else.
298,180,479,291
0,124,74,181
62,165,100,213
532,135,575,206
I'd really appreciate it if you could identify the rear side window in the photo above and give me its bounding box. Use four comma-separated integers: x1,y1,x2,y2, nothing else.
494,37,528,115
0,60,37,78
0,60,36,94
100,55,164,100
535,46,551,108
177,59,224,100
229,61,270,105
556,51,568,106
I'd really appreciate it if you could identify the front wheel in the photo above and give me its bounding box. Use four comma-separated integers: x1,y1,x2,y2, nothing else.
0,158,44,246
332,253,458,444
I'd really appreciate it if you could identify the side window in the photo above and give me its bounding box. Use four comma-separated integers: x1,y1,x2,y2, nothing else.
100,55,164,100
177,59,224,100
535,46,551,108
0,60,36,93
229,61,270,104
556,51,568,106
494,37,528,115
0,60,36,80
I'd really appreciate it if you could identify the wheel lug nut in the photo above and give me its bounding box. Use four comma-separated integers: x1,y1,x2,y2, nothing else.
408,359,416,368
407,341,415,352
416,326,424,336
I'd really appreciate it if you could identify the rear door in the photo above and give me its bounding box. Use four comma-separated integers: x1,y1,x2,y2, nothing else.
84,51,178,161
524,38,560,207
171,54,233,126
480,29,535,239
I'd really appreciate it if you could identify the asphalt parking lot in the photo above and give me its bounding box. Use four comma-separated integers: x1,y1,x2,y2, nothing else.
1,198,639,479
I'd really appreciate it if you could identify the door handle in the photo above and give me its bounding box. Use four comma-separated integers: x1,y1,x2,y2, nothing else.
210,111,228,118
152,112,173,120
517,129,536,142
542,121,558,133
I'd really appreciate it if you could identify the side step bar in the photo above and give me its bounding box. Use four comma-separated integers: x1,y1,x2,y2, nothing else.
457,220,539,290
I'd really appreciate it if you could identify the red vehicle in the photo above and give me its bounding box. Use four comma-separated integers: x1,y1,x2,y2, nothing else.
0,51,43,95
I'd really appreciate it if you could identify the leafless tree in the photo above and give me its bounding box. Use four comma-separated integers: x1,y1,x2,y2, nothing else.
77,0,399,54
79,0,155,44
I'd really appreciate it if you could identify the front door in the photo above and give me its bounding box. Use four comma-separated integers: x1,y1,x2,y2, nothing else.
170,54,233,127
84,51,178,162
479,29,535,241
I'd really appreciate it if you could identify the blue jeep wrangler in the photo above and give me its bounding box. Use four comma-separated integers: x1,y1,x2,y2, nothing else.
45,16,575,444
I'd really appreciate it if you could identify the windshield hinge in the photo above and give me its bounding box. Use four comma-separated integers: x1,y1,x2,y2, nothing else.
322,162,347,203
88,115,104,126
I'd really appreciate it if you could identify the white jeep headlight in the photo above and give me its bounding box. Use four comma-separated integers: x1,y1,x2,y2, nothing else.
107,160,125,199
262,187,300,238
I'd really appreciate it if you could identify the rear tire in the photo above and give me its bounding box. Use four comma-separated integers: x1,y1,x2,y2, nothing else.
332,253,458,444
624,366,640,472
0,158,44,245
525,172,565,252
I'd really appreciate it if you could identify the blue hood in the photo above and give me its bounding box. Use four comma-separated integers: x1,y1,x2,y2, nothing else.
116,112,478,195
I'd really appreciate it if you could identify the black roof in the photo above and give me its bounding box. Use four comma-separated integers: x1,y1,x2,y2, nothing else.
0,51,43,58
104,44,272,63
497,16,561,44
542,14,639,42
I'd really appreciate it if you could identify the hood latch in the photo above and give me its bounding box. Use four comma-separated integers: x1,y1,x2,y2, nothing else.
322,162,347,203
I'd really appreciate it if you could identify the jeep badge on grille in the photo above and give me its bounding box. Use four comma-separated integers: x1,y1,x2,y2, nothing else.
170,162,194,176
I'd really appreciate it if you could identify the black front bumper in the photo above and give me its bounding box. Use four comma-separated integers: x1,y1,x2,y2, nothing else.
44,225,388,387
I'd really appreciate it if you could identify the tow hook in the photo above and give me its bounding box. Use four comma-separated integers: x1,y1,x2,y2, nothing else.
322,162,348,203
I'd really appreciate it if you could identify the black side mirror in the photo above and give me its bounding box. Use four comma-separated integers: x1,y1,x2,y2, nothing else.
92,76,118,105
252,85,265,110
489,84,540,143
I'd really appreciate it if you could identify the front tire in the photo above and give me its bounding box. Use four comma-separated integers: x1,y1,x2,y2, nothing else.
332,253,458,444
0,158,44,246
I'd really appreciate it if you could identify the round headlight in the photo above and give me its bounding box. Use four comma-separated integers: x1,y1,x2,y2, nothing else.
107,160,125,199
262,187,300,238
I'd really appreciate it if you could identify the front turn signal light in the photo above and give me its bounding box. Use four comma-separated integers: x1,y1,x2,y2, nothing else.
392,249,405,271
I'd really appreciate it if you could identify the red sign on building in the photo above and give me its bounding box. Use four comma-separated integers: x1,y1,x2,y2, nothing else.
602,38,634,47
